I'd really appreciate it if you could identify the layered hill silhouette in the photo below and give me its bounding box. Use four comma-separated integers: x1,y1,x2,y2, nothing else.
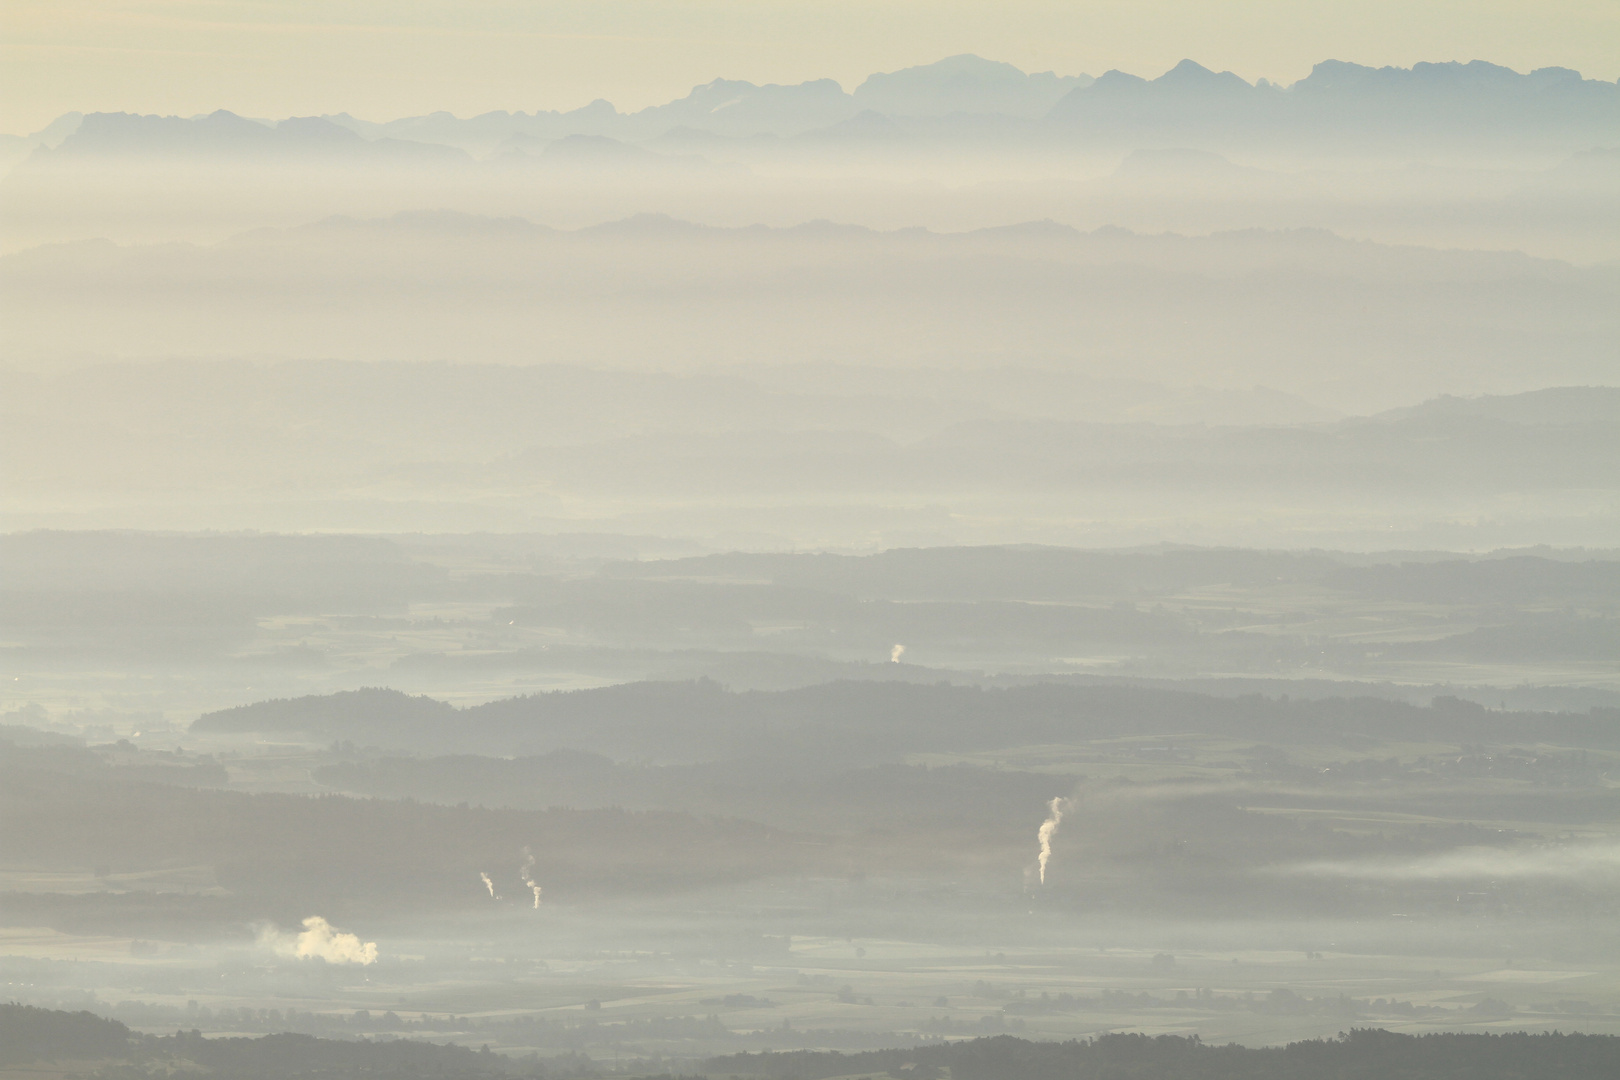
1048,59,1620,150
13,55,1618,162
5,215,1613,411
40,109,467,164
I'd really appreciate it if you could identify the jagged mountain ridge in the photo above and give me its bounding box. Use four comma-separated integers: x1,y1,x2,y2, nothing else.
18,56,1619,161
1048,58,1620,150
44,109,468,163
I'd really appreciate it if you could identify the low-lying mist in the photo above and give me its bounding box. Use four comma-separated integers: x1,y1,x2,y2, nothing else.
3,46,1619,1076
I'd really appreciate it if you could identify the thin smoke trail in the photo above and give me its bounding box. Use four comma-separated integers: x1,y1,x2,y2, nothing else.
479,872,497,899
520,848,542,908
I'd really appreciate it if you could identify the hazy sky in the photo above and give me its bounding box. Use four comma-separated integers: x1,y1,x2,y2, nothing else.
4,1,1619,134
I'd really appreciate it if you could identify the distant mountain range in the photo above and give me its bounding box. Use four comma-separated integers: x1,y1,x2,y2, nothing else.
12,55,1619,164
1049,58,1620,149
325,54,1095,151
44,109,467,163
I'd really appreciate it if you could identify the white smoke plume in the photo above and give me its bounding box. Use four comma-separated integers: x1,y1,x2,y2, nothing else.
890,644,905,663
1036,797,1074,884
520,848,542,908
480,872,496,898
260,916,378,965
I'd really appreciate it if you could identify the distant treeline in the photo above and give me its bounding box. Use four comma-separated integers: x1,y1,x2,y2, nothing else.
195,680,1620,761
4,534,1615,670
602,547,1620,606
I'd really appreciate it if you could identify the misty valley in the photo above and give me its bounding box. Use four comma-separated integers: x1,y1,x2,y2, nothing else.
4,537,1620,1073
3,40,1620,1080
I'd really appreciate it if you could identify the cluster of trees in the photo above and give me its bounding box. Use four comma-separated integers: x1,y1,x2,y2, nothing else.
0,1004,130,1065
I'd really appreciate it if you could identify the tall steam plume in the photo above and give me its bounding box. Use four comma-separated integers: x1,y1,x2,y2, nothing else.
1037,797,1074,884
890,644,905,663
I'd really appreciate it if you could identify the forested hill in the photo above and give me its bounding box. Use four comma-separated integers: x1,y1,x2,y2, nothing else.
0,1003,517,1077
193,680,1620,762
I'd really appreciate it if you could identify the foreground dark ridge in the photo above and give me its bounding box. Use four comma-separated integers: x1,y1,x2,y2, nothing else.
6,1005,1620,1079
704,1030,1620,1079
